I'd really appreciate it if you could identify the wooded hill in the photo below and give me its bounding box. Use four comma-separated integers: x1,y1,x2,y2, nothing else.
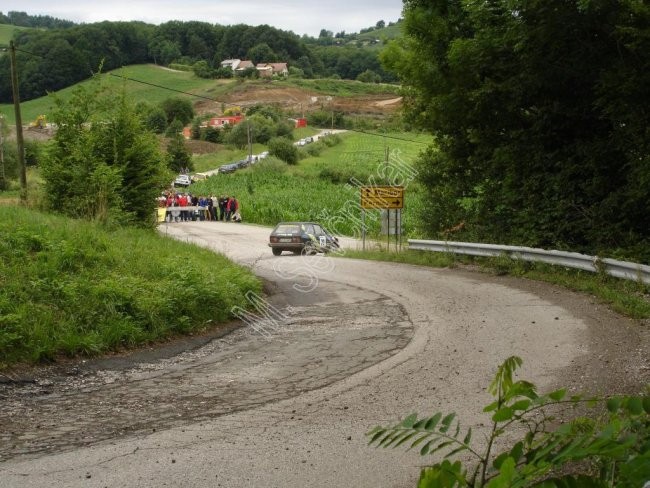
0,13,399,104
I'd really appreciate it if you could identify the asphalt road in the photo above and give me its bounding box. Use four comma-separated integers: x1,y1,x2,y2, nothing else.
1,221,647,488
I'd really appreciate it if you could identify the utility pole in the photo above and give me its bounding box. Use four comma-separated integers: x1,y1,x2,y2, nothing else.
0,114,5,190
247,122,253,163
9,41,27,202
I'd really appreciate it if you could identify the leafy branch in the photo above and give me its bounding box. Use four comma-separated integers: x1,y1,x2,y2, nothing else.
367,356,650,488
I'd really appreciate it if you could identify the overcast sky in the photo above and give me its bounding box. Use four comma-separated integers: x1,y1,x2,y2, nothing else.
2,1,404,37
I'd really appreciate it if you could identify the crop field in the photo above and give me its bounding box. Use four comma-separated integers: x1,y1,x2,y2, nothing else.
189,131,432,237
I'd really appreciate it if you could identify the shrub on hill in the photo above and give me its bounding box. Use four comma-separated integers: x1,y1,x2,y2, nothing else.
268,137,299,165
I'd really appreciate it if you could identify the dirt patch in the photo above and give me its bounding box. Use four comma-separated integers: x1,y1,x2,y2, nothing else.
184,139,224,155
194,84,401,117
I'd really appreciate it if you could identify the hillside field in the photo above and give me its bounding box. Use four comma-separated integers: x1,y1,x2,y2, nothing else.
0,64,402,125
0,23,31,47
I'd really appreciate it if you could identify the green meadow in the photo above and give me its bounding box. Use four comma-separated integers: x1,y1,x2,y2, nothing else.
0,64,236,124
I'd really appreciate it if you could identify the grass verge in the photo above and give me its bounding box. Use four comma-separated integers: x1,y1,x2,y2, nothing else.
339,249,650,320
0,206,262,369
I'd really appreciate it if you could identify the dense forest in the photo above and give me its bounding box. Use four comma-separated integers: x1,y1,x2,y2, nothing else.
385,0,649,261
0,10,75,29
0,12,397,103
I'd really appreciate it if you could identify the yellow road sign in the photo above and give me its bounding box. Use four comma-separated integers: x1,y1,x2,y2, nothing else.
360,186,404,209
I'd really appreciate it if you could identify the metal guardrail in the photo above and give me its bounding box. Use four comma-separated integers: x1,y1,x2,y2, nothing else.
408,239,650,285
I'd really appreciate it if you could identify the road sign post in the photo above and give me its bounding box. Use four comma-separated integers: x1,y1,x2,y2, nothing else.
360,185,404,210
360,186,404,251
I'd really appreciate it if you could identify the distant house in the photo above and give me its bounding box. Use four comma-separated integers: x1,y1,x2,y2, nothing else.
208,115,244,128
221,59,241,70
256,63,274,78
234,60,254,73
268,63,289,77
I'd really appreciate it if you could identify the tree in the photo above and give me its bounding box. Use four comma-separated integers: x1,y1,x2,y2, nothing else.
165,118,184,138
41,78,169,226
382,0,650,262
375,20,385,29
192,60,214,78
268,137,298,165
247,43,277,65
224,121,250,149
145,107,168,134
166,134,192,173
200,126,221,143
149,39,181,65
160,97,194,126
356,69,381,83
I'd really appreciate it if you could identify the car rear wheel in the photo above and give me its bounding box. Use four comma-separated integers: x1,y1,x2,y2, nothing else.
272,248,282,256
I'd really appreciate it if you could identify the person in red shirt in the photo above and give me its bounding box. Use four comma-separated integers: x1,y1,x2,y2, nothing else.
178,193,189,221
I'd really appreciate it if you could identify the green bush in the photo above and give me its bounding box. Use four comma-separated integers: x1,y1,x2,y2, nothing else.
268,137,299,165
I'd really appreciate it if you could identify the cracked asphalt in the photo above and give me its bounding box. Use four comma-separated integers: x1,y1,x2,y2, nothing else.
1,221,648,487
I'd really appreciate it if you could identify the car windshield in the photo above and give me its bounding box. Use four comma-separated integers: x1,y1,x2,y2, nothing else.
274,224,301,235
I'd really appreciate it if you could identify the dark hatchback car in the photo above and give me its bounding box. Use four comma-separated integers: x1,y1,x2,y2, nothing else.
218,163,238,174
269,222,340,256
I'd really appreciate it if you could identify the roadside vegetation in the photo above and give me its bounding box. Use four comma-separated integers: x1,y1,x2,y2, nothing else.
0,206,261,369
383,0,649,265
370,356,650,487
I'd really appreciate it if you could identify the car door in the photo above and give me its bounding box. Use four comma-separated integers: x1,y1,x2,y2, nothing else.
312,224,328,248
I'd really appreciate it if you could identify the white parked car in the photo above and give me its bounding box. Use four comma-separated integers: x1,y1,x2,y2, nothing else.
174,174,191,187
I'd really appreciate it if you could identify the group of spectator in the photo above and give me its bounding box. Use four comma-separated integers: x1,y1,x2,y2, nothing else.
158,192,241,223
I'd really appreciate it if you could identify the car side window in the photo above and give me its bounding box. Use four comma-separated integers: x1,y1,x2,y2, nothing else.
313,225,324,236
304,224,315,235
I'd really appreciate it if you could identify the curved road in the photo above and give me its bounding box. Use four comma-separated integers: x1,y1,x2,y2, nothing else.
1,221,647,487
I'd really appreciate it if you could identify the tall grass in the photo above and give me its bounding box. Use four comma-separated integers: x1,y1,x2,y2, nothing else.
0,207,261,368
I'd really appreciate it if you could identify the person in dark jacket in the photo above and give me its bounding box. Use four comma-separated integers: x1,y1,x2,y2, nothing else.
219,196,228,221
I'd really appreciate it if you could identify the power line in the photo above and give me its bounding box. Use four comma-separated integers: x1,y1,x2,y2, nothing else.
107,72,240,108
345,128,430,145
12,46,432,145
